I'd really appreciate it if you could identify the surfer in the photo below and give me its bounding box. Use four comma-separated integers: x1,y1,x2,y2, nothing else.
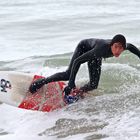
29,34,140,97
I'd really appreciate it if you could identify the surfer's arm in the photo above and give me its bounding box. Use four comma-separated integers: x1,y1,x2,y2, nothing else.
126,43,140,59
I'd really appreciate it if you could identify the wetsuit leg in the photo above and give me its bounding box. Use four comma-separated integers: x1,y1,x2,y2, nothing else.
45,40,91,84
80,58,102,92
29,40,92,93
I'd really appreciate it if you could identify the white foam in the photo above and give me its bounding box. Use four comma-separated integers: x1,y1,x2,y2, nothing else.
0,103,89,140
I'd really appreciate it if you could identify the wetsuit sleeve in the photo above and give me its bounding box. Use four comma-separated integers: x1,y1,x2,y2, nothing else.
67,46,100,89
126,43,140,59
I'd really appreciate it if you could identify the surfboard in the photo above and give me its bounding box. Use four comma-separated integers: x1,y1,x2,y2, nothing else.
0,71,74,112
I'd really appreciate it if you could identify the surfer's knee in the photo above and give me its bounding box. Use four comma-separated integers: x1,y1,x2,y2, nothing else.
90,81,98,90
80,82,98,92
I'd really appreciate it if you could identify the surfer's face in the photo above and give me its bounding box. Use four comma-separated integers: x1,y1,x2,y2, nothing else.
111,42,124,57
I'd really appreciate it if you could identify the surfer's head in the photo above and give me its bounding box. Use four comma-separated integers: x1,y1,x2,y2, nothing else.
111,34,126,57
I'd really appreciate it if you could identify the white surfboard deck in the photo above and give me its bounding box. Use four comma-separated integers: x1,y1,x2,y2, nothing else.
0,71,83,112
0,71,34,106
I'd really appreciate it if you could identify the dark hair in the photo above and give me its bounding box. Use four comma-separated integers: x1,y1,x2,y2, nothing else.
110,34,126,49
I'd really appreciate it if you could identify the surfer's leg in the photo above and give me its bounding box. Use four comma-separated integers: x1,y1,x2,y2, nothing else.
80,58,102,92
44,40,88,83
29,70,70,94
29,40,88,93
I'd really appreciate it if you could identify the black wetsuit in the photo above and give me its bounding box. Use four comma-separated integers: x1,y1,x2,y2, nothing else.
29,38,140,94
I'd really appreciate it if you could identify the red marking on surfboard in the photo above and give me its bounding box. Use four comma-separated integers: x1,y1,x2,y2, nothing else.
18,75,66,112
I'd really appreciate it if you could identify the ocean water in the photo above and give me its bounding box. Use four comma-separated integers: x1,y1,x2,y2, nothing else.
0,0,140,140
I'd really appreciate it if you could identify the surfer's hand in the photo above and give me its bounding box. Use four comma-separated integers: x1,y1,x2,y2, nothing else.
63,86,72,95
29,78,46,94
